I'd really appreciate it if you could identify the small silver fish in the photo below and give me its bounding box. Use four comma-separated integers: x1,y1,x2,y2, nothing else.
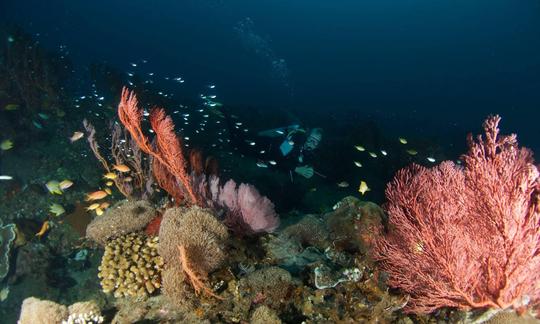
256,162,268,168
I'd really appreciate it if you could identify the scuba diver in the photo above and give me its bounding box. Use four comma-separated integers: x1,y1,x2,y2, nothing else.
220,103,323,182
256,125,323,181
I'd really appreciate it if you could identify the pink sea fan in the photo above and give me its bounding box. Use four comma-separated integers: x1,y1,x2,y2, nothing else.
373,115,540,314
219,179,239,211
237,183,280,233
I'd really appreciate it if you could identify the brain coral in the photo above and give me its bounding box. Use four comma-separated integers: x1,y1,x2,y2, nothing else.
98,232,164,298
86,200,156,246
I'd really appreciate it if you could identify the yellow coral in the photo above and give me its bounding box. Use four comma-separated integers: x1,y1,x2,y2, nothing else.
98,232,163,298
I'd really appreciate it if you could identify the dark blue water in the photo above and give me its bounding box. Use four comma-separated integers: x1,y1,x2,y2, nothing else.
2,0,539,152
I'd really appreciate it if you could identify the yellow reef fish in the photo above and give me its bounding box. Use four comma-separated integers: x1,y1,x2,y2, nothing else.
123,176,133,182
86,203,100,211
95,208,104,216
4,104,19,111
86,190,108,201
104,188,112,195
59,180,73,190
113,164,130,172
49,203,65,217
358,181,371,195
35,221,49,237
105,181,114,186
45,180,63,195
406,149,418,156
99,202,110,209
354,145,365,152
69,131,84,143
103,172,117,180
399,137,408,145
0,139,13,151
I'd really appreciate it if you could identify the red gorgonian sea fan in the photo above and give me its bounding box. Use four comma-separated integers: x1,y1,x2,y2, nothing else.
373,115,540,314
118,87,199,205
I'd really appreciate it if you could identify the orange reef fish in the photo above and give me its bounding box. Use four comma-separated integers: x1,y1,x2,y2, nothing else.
86,203,100,211
113,164,130,172
35,221,49,237
86,190,108,201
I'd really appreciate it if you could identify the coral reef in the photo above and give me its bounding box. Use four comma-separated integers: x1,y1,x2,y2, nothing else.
13,242,50,281
374,115,540,313
262,234,325,274
86,200,156,246
0,220,17,280
281,214,329,249
98,232,163,298
250,305,282,324
158,206,229,300
18,298,104,324
326,197,384,256
237,267,294,310
17,297,69,324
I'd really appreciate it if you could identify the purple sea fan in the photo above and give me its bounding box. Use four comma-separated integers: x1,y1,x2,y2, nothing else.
237,183,280,233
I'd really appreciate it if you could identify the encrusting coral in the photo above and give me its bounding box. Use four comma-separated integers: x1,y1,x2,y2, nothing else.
98,232,163,298
238,267,294,310
158,206,229,299
86,200,156,246
251,305,282,324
